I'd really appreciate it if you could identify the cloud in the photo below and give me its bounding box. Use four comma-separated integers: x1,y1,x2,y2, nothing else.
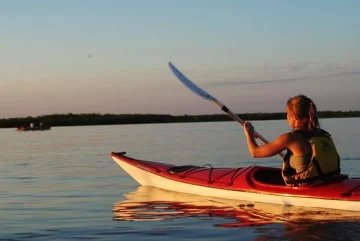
284,61,312,72
207,70,360,86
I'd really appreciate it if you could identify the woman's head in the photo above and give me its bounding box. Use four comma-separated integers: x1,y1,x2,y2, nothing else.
286,94,320,130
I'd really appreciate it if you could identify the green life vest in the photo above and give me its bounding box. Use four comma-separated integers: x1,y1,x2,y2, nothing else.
281,129,341,186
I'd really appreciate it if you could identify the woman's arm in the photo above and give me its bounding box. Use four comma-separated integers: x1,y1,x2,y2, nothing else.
244,121,291,158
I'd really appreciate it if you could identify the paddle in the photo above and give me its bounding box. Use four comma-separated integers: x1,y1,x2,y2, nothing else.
168,61,284,158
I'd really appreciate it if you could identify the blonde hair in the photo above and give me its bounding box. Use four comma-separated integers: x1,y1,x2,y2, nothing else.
287,95,320,130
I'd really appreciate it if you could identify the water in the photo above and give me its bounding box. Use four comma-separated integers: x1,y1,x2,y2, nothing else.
1,118,360,240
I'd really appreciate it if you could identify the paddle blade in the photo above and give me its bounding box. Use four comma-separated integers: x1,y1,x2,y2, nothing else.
168,62,221,105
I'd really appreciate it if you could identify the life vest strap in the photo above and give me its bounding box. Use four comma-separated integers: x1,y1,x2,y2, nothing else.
312,158,323,176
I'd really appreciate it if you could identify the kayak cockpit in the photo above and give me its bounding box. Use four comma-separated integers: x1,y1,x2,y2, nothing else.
251,167,286,186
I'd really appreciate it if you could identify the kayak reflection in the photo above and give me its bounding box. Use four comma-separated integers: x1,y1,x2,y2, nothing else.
113,186,360,228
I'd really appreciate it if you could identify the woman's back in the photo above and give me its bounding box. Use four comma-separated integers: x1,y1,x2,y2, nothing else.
287,130,313,173
287,130,312,156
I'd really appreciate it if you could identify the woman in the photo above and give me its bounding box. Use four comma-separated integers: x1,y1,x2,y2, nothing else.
243,94,340,186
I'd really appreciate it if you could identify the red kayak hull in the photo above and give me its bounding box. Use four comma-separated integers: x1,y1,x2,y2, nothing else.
111,152,360,211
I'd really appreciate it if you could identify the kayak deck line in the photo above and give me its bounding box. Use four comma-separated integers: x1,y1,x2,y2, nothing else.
182,166,252,185
169,164,252,185
341,184,360,197
112,152,261,188
111,152,360,211
168,165,199,174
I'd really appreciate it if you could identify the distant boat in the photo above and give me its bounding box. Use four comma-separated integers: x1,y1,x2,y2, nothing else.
16,126,51,131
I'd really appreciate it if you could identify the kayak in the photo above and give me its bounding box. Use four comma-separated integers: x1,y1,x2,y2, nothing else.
111,152,360,212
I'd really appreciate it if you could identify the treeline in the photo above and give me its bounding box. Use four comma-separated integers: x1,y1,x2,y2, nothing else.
1,111,360,129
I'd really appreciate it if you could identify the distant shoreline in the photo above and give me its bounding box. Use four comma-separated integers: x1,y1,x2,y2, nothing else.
1,111,359,129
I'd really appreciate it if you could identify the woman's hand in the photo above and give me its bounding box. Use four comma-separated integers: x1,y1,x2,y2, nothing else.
244,121,255,139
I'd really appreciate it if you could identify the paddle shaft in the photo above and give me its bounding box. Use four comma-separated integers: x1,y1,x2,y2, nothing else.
213,95,285,158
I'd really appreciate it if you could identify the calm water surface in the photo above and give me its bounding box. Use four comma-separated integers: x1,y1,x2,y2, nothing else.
1,118,360,241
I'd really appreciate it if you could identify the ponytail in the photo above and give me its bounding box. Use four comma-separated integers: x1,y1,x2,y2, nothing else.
308,102,320,130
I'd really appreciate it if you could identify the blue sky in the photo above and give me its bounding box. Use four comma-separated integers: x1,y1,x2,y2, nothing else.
1,0,359,118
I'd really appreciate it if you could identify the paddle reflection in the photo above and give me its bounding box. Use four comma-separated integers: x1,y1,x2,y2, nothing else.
113,186,360,228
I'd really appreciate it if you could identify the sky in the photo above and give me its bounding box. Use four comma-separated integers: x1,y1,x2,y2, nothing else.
1,0,359,118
